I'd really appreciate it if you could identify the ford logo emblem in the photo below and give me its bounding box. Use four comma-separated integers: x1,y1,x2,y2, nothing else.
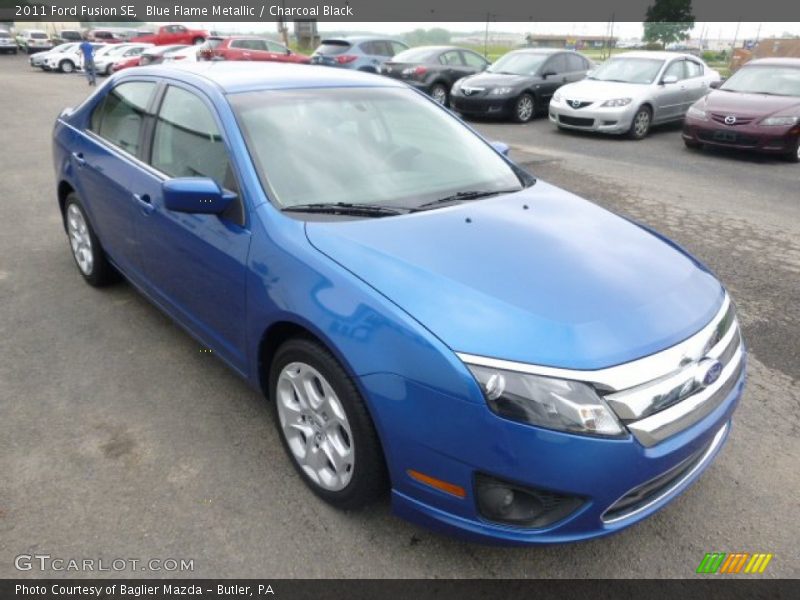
700,359,724,387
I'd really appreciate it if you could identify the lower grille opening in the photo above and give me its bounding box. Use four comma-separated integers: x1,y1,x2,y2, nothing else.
559,115,594,127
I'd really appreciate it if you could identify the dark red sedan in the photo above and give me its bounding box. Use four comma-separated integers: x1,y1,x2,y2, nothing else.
198,36,310,64
683,58,800,162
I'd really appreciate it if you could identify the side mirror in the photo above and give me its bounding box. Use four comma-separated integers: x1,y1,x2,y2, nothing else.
490,141,510,156
162,178,234,215
661,75,679,85
541,70,557,79
709,80,722,89
286,48,292,55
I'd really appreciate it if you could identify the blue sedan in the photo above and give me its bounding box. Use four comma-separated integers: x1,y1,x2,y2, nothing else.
53,62,746,544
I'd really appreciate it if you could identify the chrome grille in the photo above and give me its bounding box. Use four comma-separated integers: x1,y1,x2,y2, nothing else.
605,297,744,447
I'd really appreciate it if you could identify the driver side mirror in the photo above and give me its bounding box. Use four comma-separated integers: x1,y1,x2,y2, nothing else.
709,80,722,89
661,75,679,85
162,178,235,215
490,141,510,156
541,70,557,79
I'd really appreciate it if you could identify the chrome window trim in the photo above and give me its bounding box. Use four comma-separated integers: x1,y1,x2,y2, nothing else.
602,422,728,524
457,294,731,392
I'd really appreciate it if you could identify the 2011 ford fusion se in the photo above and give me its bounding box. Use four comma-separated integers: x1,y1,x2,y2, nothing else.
53,62,745,544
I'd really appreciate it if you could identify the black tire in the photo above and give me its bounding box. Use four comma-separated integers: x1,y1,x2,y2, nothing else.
60,59,74,73
63,194,120,287
684,138,703,150
104,63,113,76
192,37,205,45
429,82,449,106
269,337,389,510
783,138,800,163
512,93,535,123
627,105,652,140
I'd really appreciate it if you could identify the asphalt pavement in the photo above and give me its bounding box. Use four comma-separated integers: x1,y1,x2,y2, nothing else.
1,55,798,578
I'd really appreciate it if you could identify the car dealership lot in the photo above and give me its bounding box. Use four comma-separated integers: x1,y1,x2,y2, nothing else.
1,55,798,577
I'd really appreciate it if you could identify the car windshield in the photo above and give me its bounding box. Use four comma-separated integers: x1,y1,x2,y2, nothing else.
721,65,800,96
314,41,351,55
487,52,548,75
201,38,223,50
391,48,440,63
589,57,665,84
31,32,48,39
105,45,133,57
231,87,523,211
53,43,76,52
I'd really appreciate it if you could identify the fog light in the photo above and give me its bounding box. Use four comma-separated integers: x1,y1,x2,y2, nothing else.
475,473,583,528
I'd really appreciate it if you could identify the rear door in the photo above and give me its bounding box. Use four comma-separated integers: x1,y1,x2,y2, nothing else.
565,53,590,83
74,80,158,279
133,83,251,370
439,50,470,83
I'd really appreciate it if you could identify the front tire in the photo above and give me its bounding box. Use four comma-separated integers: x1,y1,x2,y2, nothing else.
513,93,535,123
627,105,652,139
60,59,74,73
63,194,119,287
192,37,205,45
429,82,449,106
269,337,388,510
783,138,800,163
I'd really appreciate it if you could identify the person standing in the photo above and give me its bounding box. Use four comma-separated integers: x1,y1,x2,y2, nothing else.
79,40,96,86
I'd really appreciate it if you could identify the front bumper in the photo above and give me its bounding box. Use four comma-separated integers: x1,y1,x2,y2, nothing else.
549,101,638,134
363,362,744,544
683,116,800,155
450,93,516,118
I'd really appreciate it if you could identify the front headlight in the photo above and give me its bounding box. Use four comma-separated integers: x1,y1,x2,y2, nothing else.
552,91,563,103
466,363,625,437
489,87,514,96
601,98,632,107
686,105,708,121
760,116,799,127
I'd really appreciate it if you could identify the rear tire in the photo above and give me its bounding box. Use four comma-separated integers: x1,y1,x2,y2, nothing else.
63,194,120,287
269,337,389,510
627,105,652,140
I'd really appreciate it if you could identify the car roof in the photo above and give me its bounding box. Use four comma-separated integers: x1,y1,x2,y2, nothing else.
130,61,407,94
510,48,564,54
320,36,402,43
745,57,800,67
613,50,696,60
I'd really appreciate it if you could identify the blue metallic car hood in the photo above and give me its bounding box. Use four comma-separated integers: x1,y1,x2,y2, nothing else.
305,181,724,370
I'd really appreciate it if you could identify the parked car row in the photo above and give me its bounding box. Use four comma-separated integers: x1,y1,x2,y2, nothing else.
17,31,799,162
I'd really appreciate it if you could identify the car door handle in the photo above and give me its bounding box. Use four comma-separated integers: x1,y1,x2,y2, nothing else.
133,193,154,214
71,152,86,167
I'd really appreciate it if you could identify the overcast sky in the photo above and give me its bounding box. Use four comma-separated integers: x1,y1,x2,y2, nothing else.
221,21,800,40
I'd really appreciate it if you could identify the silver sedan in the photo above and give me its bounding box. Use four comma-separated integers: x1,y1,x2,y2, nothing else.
549,51,720,139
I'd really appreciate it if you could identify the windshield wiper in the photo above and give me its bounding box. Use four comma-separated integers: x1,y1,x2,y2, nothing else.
282,202,406,217
412,189,519,211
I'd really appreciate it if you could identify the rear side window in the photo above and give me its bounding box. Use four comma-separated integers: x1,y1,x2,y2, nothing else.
91,81,156,157
151,86,233,190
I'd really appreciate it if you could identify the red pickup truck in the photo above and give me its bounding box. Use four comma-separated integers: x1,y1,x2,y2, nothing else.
132,24,208,46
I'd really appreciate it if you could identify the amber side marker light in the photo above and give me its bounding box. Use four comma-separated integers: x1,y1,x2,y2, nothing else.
407,469,466,498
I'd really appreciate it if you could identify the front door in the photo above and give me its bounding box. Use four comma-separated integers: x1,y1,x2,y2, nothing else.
133,84,251,370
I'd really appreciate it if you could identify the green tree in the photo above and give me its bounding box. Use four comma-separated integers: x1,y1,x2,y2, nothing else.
642,0,695,49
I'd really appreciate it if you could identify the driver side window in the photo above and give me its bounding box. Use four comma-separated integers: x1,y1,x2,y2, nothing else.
664,60,686,81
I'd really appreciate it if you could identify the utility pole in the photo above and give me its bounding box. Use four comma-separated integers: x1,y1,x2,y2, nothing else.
484,12,490,58
731,21,741,51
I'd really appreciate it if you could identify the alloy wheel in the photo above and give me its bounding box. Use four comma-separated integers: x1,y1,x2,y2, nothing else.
276,362,355,492
516,95,534,122
430,85,448,106
634,110,650,138
67,204,93,275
